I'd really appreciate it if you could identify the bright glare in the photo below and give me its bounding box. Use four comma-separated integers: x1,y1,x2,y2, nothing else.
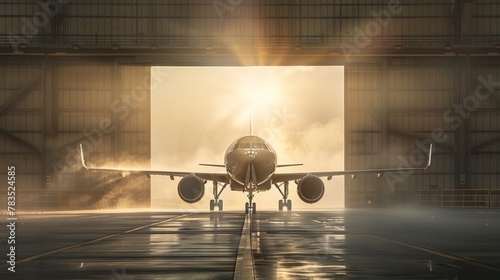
151,66,344,210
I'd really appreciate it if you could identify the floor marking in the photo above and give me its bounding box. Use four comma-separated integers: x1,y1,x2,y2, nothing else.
83,215,107,219
233,213,255,280
302,214,500,273
4,213,190,267
368,234,500,273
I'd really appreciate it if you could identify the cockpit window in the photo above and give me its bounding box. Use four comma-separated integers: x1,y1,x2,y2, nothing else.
233,143,269,150
251,143,263,149
238,143,251,149
232,142,270,150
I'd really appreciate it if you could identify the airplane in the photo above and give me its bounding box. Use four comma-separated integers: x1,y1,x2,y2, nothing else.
80,119,432,214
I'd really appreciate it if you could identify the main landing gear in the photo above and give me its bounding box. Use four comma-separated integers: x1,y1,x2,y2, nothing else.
245,192,256,214
210,181,227,211
275,181,292,211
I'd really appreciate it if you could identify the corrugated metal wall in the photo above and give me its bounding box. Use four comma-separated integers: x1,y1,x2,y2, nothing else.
52,59,151,210
0,57,151,210
0,57,44,209
469,64,500,190
345,57,500,207
1,1,500,209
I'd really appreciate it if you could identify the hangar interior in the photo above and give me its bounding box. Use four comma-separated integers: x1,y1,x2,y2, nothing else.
1,0,500,210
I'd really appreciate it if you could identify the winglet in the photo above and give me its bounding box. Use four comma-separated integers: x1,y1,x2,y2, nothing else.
425,143,433,169
80,144,89,169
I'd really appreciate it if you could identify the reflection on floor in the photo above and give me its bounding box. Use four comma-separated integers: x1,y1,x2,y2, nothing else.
1,208,499,279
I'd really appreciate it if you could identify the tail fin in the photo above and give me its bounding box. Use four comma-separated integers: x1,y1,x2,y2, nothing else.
249,104,254,135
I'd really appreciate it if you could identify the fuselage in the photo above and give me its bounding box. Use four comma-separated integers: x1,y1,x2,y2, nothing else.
224,135,276,192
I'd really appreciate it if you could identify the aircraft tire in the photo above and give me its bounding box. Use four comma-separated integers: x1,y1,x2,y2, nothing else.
252,202,256,214
245,202,249,214
278,200,284,211
286,199,292,211
210,199,215,211
218,200,223,211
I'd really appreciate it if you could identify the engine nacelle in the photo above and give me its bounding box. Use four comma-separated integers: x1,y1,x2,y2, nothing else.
177,175,205,203
297,175,325,204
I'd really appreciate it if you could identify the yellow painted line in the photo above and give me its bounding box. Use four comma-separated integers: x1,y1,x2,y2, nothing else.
82,215,107,219
233,213,255,280
368,234,500,272
3,213,190,266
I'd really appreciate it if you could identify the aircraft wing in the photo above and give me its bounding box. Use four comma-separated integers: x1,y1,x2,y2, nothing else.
80,145,230,183
272,144,432,183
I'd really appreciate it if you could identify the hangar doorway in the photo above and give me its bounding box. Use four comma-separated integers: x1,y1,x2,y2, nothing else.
151,66,344,210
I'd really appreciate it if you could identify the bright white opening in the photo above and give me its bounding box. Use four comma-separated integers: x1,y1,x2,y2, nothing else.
151,66,344,210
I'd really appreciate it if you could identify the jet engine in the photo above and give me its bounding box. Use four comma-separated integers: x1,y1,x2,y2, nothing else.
297,175,325,203
177,175,205,203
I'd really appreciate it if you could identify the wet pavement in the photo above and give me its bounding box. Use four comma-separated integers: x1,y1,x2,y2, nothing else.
1,208,499,279
252,209,500,279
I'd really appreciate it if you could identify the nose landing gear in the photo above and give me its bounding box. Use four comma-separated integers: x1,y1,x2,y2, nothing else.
245,192,256,214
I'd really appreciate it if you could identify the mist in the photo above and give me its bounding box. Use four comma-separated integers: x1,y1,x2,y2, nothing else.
151,66,344,210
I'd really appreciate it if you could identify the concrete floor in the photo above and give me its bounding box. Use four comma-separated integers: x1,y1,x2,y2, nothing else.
1,208,500,279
